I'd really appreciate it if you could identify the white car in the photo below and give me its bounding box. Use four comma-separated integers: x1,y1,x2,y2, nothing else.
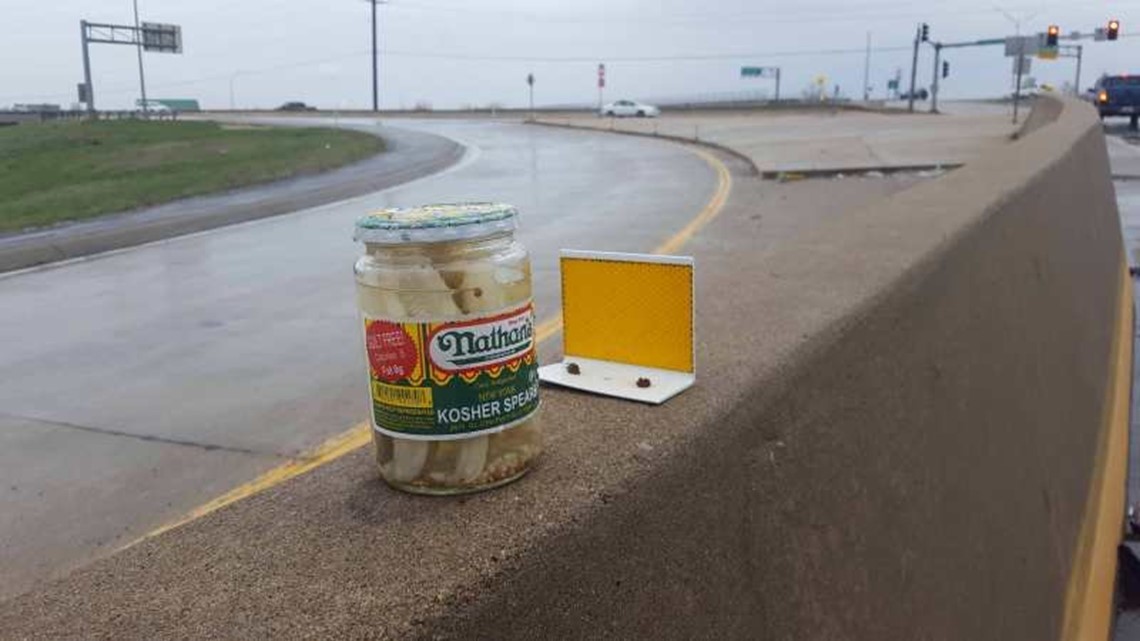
600,100,660,118
136,100,173,113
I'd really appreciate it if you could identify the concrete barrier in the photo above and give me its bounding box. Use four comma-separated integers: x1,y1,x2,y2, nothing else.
0,97,1128,640
430,96,1129,639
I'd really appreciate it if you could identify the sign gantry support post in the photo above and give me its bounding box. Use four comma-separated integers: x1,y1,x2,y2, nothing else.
81,20,95,113
78,19,182,117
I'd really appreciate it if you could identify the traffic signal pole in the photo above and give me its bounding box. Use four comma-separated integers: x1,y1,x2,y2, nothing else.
930,44,942,113
908,24,921,113
1075,45,1084,95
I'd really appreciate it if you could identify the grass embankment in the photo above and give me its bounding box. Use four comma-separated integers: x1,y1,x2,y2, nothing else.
0,120,384,233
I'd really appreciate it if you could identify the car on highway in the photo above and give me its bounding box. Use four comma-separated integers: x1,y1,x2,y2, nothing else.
276,101,318,112
1093,75,1140,129
600,100,660,118
140,101,173,113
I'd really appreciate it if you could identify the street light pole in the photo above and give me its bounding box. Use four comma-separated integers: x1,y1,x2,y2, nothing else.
132,0,149,116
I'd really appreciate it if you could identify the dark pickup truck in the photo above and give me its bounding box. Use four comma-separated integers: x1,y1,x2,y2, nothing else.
1093,75,1140,128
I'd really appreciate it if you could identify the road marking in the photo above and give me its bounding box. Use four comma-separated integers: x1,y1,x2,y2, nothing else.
531,145,732,343
1060,262,1133,641
129,140,733,547
136,425,372,543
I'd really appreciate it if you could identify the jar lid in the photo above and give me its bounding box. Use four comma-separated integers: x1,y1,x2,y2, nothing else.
354,202,518,244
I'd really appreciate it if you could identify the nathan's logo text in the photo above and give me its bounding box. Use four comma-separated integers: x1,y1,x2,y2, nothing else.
430,307,534,372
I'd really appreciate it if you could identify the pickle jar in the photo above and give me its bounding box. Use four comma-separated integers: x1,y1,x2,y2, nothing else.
353,203,542,495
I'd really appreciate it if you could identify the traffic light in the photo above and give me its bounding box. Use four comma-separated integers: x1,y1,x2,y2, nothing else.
942,61,950,79
921,23,930,42
1046,25,1059,47
1108,19,1120,40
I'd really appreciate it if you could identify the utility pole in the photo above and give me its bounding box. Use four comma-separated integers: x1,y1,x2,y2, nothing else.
908,24,921,112
81,20,95,114
371,0,379,112
775,67,781,102
132,0,149,116
930,43,942,113
863,32,872,102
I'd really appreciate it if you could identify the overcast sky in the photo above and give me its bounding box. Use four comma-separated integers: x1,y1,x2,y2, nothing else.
4,0,1140,110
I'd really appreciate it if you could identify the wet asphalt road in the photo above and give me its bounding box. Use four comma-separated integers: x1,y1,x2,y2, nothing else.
0,123,462,273
0,117,715,599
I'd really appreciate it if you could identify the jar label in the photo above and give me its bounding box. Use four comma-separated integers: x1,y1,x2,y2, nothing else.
364,302,540,439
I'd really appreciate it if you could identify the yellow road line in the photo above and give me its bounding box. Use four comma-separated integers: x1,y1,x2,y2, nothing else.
653,147,733,256
1061,262,1133,641
135,424,372,543
129,142,732,547
527,145,733,346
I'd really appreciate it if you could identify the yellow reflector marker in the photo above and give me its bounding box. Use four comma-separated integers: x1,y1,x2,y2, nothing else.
538,250,696,404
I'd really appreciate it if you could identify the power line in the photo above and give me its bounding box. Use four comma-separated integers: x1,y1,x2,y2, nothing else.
1,42,922,103
384,0,1140,27
378,45,915,62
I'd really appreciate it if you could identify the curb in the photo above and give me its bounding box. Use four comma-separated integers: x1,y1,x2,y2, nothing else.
527,119,761,177
759,163,962,181
528,119,961,181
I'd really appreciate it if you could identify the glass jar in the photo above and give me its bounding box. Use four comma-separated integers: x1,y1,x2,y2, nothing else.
353,203,542,495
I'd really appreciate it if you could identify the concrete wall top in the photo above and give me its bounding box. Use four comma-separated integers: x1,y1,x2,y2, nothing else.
0,97,1127,641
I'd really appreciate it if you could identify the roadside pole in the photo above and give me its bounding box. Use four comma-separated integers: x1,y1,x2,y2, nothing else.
930,43,942,113
132,0,149,116
908,24,920,113
1075,44,1084,96
527,73,535,121
597,63,605,113
863,32,872,102
775,67,781,102
371,0,378,112
1013,41,1024,124
80,20,95,114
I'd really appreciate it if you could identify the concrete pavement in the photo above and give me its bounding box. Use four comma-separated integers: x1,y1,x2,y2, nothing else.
0,158,933,639
0,118,716,600
5,99,1119,640
3,101,1122,639
535,104,1014,175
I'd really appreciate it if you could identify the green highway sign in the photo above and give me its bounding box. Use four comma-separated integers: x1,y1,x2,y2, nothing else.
741,66,778,79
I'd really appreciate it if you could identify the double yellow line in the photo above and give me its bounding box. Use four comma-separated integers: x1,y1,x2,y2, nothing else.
132,143,732,546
